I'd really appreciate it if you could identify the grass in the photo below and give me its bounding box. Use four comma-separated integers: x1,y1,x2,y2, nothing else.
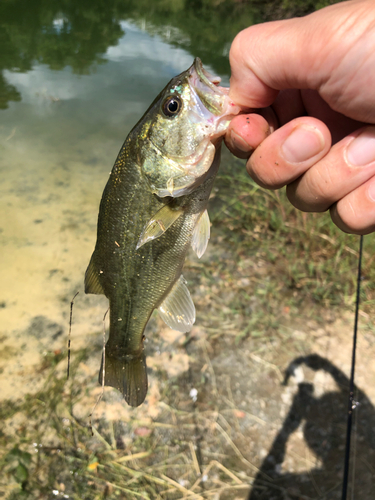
211,150,375,315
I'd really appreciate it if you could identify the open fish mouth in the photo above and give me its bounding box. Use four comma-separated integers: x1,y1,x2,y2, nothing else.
189,57,228,118
193,57,223,90
188,57,240,138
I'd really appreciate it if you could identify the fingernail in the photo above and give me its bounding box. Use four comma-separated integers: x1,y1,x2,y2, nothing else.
230,130,253,154
281,126,325,163
346,127,375,166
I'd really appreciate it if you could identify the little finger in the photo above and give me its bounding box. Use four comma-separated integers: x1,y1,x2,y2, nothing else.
330,176,375,234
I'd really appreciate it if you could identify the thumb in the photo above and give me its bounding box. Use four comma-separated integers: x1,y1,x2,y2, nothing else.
228,0,374,112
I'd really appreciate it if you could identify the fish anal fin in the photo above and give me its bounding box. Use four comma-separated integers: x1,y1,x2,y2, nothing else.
192,209,210,259
136,204,184,249
85,257,105,295
158,275,195,333
99,349,148,407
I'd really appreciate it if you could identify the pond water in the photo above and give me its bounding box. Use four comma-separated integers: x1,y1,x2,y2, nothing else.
1,1,374,499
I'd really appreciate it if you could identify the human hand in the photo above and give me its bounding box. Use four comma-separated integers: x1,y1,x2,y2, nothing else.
225,0,375,235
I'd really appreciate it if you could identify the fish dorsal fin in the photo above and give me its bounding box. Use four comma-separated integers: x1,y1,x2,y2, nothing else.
85,257,105,295
136,204,184,250
158,275,195,333
192,209,210,258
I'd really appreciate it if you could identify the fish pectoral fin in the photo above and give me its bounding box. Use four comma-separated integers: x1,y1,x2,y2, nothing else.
136,204,184,249
158,275,196,333
99,349,148,407
85,257,105,295
191,209,210,259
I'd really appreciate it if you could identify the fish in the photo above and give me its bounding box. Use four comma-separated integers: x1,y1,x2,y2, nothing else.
85,58,240,407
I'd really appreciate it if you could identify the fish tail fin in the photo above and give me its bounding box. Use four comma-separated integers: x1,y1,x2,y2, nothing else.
98,350,148,407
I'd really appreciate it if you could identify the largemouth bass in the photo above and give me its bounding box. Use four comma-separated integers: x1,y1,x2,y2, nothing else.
85,58,240,407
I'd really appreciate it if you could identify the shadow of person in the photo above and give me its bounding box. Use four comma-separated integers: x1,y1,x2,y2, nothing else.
248,354,375,500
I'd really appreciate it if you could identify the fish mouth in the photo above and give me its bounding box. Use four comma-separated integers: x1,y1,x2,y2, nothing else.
188,58,240,141
193,57,223,91
189,58,230,118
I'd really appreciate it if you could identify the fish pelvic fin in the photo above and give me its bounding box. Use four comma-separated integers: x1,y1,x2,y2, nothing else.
98,349,148,407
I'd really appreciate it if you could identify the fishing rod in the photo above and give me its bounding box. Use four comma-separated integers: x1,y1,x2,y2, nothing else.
341,234,364,500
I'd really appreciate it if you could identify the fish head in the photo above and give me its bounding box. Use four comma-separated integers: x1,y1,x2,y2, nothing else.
138,58,241,197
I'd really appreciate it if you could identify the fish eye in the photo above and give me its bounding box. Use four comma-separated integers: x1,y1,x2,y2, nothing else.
162,95,182,118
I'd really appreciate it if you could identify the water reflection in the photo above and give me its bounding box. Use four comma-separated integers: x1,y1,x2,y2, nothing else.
0,0,259,109
0,0,124,108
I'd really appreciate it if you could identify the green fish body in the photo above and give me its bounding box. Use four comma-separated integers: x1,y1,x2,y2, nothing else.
85,58,239,406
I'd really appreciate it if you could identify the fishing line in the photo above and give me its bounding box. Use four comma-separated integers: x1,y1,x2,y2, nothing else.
341,235,363,500
89,307,109,436
67,291,79,379
350,386,359,500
